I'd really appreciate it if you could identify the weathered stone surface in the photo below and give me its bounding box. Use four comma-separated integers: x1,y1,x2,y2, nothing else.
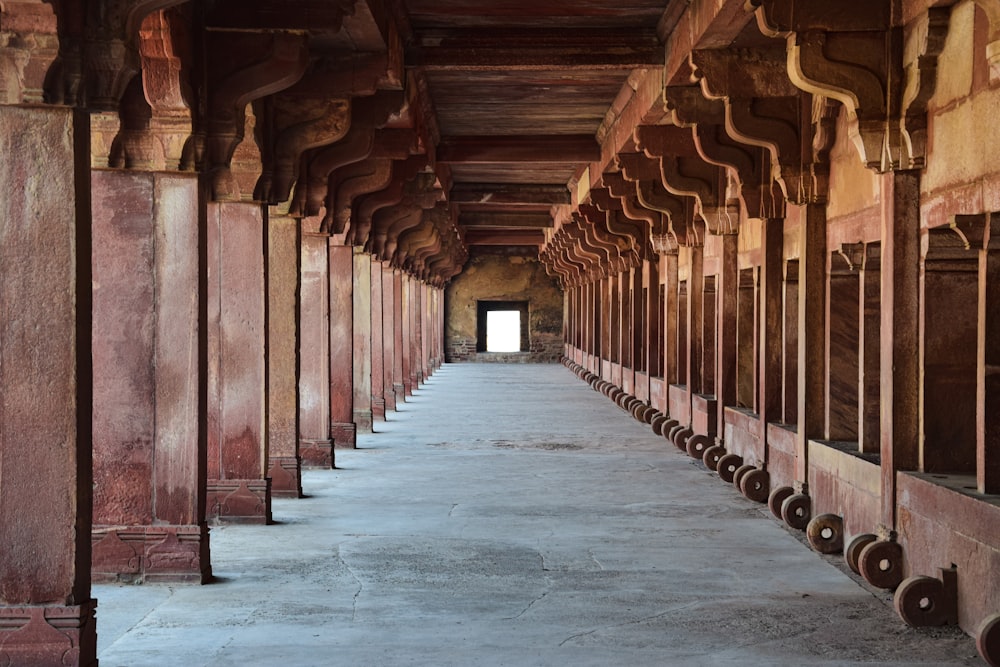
206,202,269,523
0,105,96,664
268,214,301,497
445,253,563,363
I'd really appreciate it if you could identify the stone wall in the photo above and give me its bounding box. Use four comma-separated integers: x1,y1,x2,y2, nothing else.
445,251,563,363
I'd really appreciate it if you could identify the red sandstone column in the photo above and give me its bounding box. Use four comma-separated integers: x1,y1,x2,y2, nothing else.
382,265,397,412
687,245,705,407
980,215,1000,494
353,248,374,433
91,169,210,583
878,172,920,530
299,224,334,464
411,278,424,387
205,201,271,524
401,276,414,395
0,105,97,665
758,218,784,448
329,242,357,448
267,212,302,496
857,246,880,453
796,203,828,491
371,260,386,421
421,283,432,378
393,270,406,402
663,252,680,389
716,235,738,438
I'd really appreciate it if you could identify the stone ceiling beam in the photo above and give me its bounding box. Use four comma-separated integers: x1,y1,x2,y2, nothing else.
437,135,600,164
406,28,662,71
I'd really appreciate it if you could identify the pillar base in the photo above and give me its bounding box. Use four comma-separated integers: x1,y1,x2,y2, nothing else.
0,600,97,667
331,422,357,449
384,390,397,413
92,524,211,584
300,439,334,468
207,479,272,524
393,383,406,404
354,408,373,435
373,396,386,421
267,455,303,498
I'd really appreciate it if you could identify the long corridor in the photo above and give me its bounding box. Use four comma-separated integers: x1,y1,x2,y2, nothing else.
95,364,980,666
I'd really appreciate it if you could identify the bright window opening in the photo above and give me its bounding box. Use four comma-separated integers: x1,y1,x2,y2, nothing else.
487,310,521,352
476,300,529,353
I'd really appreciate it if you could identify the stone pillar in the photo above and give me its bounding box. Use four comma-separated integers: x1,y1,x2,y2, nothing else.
688,245,705,402
411,278,424,387
401,276,414,395
382,265,397,412
782,260,799,425
980,215,1000,494
663,253,680,388
353,248,374,433
329,243,356,448
826,248,861,442
371,260,386,421
267,213,302,495
299,226,334,465
91,169,210,583
206,201,271,524
920,226,978,473
759,218,784,442
859,245,881,453
879,172,920,529
422,283,433,377
393,270,406,402
647,260,662,378
0,105,97,665
796,203,827,488
717,235,738,436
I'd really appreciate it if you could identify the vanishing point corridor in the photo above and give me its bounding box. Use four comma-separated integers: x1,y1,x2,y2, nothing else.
95,364,979,666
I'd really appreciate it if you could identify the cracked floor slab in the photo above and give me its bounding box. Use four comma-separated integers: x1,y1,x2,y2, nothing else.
95,364,982,666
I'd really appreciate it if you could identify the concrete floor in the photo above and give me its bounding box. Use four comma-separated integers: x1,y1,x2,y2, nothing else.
95,363,983,666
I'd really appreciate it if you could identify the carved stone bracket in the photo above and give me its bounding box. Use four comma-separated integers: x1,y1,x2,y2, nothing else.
633,123,717,240
291,91,407,218
666,84,783,221
972,0,1000,81
835,242,865,273
350,155,428,245
252,91,351,205
616,151,694,247
44,0,187,110
330,157,394,236
750,0,950,172
0,1,59,104
198,30,309,201
689,47,823,204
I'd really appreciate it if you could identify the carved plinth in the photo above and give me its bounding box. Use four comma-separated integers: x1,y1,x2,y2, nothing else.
384,389,397,413
267,455,302,498
372,396,386,420
299,438,334,468
393,383,406,404
331,422,357,449
353,408,373,435
92,524,211,584
0,600,97,667
207,479,272,524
